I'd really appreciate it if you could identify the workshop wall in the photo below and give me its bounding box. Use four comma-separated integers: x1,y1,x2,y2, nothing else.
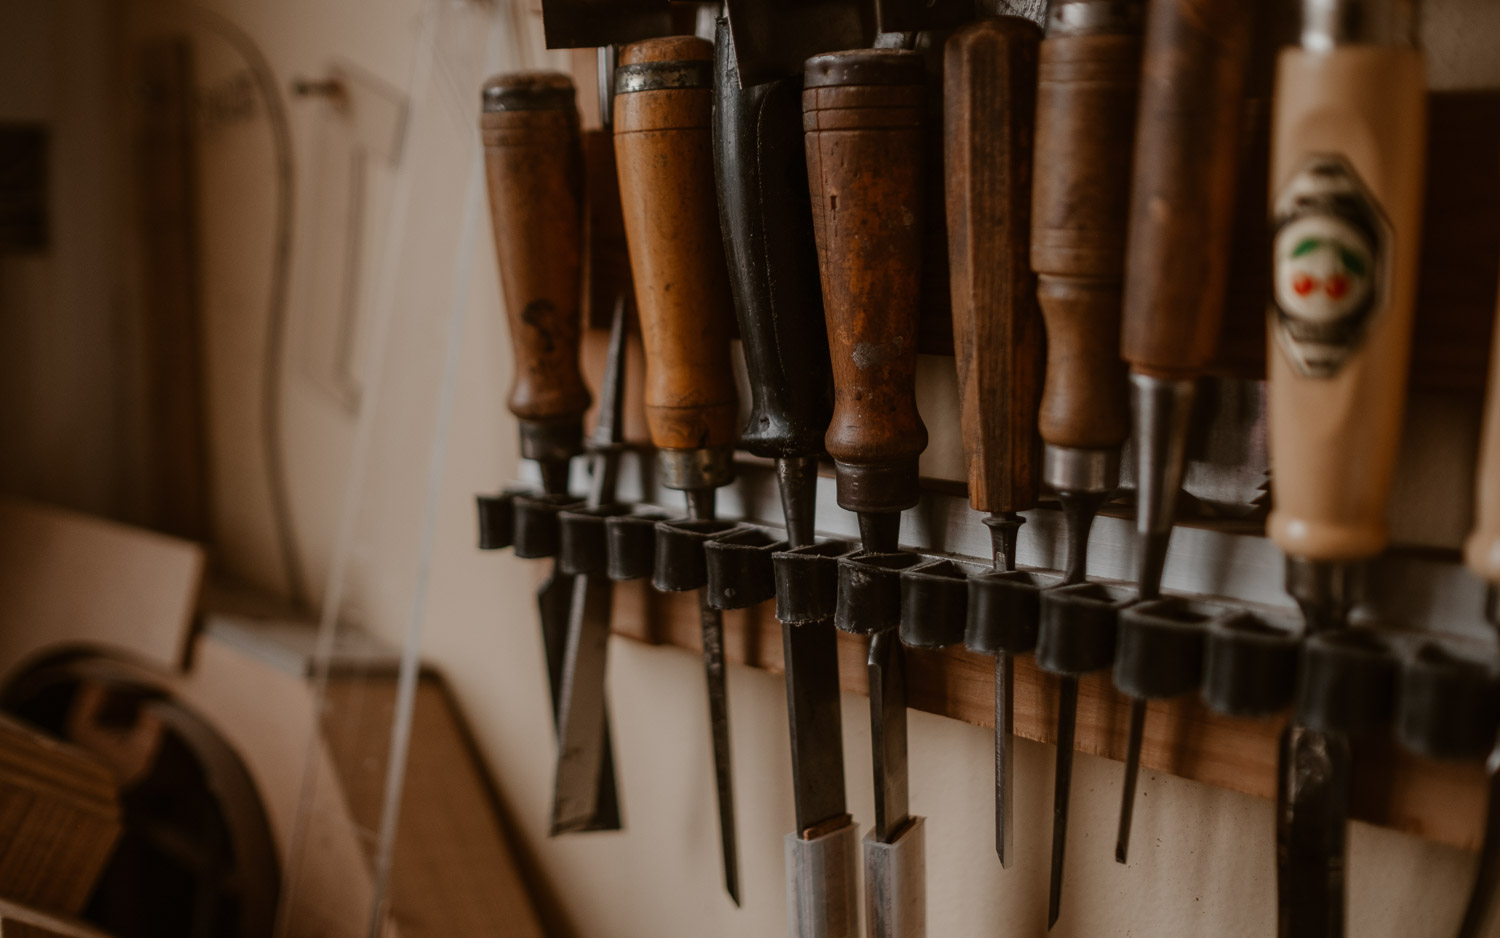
133,0,1500,935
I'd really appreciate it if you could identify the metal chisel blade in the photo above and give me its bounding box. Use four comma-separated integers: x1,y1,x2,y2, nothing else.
699,589,741,905
1457,740,1500,938
1277,724,1350,938
551,573,622,834
996,650,1015,868
870,630,910,844
784,617,848,835
1049,674,1078,930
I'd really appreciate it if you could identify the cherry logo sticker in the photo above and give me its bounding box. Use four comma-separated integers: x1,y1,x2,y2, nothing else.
1270,155,1388,379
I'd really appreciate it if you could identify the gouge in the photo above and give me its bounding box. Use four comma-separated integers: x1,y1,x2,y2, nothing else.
614,35,744,905
479,71,620,832
1029,0,1142,925
1267,1,1425,934
804,48,930,938
712,18,857,936
1115,0,1255,864
1454,241,1500,938
943,14,1043,870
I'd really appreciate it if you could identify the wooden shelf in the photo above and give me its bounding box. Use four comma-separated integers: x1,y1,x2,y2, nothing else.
607,579,1487,852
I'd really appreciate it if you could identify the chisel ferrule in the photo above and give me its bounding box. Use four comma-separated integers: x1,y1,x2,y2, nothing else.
1046,0,1144,38
657,446,735,492
1298,0,1417,51
1284,556,1363,635
1129,372,1196,598
1043,444,1119,496
518,419,586,467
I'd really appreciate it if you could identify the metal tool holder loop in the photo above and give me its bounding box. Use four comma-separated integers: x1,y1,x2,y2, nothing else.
966,568,1064,657
558,503,635,576
835,552,927,637
1295,627,1399,738
773,539,860,626
475,484,534,551
1396,637,1500,761
1201,611,1304,718
704,524,790,611
652,518,745,593
604,508,673,581
899,558,988,649
1036,581,1138,676
511,492,586,559
1114,598,1234,701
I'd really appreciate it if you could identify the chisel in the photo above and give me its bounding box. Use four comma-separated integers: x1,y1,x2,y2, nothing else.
1267,1,1425,934
1458,249,1500,938
711,19,858,936
804,48,930,938
943,14,1043,869
479,71,620,831
613,35,744,905
1115,0,1254,863
1029,0,1142,925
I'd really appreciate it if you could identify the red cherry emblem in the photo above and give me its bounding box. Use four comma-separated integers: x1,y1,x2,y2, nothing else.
1325,274,1349,299
1292,273,1316,296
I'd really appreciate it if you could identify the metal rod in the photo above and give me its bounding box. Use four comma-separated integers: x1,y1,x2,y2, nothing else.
995,650,1015,868
1116,697,1147,863
869,629,910,844
1049,674,1079,930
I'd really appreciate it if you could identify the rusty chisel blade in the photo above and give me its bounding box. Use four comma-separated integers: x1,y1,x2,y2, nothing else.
1277,724,1350,938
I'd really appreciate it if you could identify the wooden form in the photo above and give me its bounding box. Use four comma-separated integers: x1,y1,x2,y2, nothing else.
608,580,1487,852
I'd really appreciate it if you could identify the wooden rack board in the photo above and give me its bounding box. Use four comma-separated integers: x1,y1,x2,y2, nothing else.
607,579,1487,853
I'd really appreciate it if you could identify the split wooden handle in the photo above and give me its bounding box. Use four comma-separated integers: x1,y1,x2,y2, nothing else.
1030,24,1142,452
1266,45,1426,562
1121,0,1255,378
803,50,930,513
944,18,1045,515
614,37,739,454
480,72,591,437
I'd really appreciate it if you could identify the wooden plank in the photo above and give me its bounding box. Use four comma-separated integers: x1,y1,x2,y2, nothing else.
609,579,1488,852
0,498,203,678
0,896,114,938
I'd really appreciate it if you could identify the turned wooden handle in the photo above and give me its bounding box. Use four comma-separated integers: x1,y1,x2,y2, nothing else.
480,72,590,447
1468,256,1500,582
1030,8,1143,451
613,37,739,454
803,50,930,514
944,17,1045,514
1267,45,1426,562
1121,0,1255,378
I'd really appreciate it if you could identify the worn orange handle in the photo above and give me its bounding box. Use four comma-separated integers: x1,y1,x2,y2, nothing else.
945,18,1045,515
613,37,739,462
480,71,591,458
1030,20,1142,453
803,49,930,515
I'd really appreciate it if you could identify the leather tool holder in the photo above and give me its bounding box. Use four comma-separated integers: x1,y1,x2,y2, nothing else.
652,519,741,593
1037,582,1137,676
900,558,987,649
1397,638,1500,761
704,525,788,611
835,552,925,637
1114,598,1233,701
966,569,1064,657
603,509,672,581
558,504,634,577
1201,611,1303,717
511,493,585,559
1295,629,1399,738
475,485,534,550
772,539,858,626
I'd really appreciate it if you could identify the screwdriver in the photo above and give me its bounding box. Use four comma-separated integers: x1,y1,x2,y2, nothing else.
711,19,858,936
1458,251,1500,938
1029,0,1142,925
1267,0,1425,934
1115,0,1254,863
943,14,1043,869
803,48,929,938
479,71,620,831
613,36,744,904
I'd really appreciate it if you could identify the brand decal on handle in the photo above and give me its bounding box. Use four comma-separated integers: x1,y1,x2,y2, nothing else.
1269,155,1388,378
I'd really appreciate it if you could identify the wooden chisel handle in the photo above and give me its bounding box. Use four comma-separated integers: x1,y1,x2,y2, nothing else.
803,49,930,515
1121,0,1254,378
713,21,831,462
1267,8,1425,562
1465,249,1500,582
614,37,739,489
945,17,1044,515
1030,1,1143,454
480,72,591,462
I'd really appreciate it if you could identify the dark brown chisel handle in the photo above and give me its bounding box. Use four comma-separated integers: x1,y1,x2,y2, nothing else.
481,72,591,469
1115,0,1255,866
944,15,1044,871
1030,11,1140,456
947,17,1044,523
804,50,930,517
614,36,739,488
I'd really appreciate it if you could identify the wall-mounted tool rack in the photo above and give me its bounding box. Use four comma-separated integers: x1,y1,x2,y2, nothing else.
520,87,1500,857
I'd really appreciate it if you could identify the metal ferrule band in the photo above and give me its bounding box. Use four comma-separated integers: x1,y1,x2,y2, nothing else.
1300,0,1418,49
613,60,714,94
1045,0,1145,38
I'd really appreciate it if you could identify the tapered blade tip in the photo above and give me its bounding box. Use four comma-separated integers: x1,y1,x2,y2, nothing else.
1116,841,1129,864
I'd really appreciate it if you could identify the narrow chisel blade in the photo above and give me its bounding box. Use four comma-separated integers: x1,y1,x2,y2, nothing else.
870,630,910,843
784,618,848,834
551,573,621,833
996,650,1015,867
699,590,741,905
1276,725,1350,938
1049,675,1078,930
1116,697,1146,863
